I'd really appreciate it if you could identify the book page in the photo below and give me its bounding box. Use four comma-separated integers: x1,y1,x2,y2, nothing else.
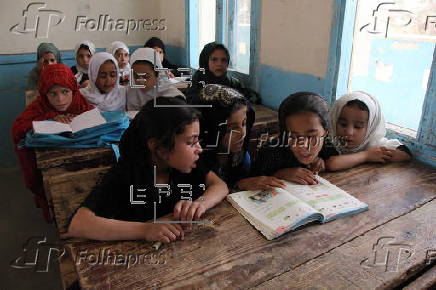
228,188,321,238
283,176,368,222
70,108,106,133
32,120,72,134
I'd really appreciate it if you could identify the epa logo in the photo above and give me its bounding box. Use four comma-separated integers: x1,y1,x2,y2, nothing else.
10,3,65,38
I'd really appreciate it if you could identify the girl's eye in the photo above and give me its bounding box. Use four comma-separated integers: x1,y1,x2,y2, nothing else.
62,89,69,94
110,72,117,78
354,126,364,129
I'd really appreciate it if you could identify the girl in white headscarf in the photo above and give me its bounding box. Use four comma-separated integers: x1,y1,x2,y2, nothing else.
80,52,127,111
326,91,411,171
107,41,130,86
71,40,95,88
126,48,185,111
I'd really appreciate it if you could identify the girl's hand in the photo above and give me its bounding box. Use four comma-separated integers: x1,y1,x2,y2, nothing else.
308,157,325,174
53,114,73,123
173,198,208,228
143,218,184,243
80,80,90,88
275,168,318,185
166,71,175,78
237,176,285,191
366,147,393,163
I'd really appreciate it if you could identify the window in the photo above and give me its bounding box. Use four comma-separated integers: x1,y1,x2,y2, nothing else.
346,0,436,135
189,0,251,74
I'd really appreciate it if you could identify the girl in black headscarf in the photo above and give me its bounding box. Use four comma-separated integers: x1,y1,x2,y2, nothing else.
66,97,228,243
144,36,181,77
195,84,282,191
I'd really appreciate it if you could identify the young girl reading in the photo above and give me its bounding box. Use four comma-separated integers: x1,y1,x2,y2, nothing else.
12,64,94,222
195,84,284,191
71,40,95,88
27,43,62,90
65,97,228,243
250,92,339,185
126,48,185,111
107,41,130,86
326,91,412,171
80,52,127,111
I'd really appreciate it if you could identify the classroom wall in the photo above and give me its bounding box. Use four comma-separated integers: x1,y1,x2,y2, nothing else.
0,0,187,168
258,0,334,108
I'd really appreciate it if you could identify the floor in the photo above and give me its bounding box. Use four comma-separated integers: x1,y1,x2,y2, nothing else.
1,167,63,290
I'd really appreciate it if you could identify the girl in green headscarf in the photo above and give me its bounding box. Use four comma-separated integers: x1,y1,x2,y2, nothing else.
27,43,62,90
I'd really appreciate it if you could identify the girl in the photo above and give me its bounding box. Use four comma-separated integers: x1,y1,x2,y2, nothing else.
27,43,62,90
326,91,412,171
80,52,127,111
107,41,130,86
126,48,185,111
71,40,95,88
195,84,284,191
12,64,94,222
65,97,228,243
144,36,180,77
250,92,339,185
186,42,243,103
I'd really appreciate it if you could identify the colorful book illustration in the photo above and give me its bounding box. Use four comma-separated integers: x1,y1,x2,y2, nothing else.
227,176,368,240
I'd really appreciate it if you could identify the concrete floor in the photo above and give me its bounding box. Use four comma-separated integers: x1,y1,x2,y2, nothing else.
1,167,63,290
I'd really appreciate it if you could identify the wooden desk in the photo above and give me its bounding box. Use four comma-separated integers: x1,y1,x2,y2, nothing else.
61,162,435,289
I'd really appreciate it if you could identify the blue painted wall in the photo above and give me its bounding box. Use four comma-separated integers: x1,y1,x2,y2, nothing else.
0,44,185,168
351,39,434,131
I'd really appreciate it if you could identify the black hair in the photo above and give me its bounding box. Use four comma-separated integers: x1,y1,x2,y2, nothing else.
131,60,159,77
144,37,166,54
119,97,201,167
199,42,231,69
345,99,369,112
278,91,329,134
77,44,90,53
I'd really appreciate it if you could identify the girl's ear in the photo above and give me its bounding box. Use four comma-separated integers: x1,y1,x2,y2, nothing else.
147,138,158,151
148,138,170,161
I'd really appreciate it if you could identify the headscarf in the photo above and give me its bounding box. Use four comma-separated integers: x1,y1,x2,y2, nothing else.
36,42,62,63
126,48,184,110
106,41,131,71
194,84,255,186
329,91,402,154
80,52,127,111
74,40,95,83
12,64,93,222
27,43,63,90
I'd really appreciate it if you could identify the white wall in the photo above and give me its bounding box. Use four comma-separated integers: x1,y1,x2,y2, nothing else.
259,0,334,78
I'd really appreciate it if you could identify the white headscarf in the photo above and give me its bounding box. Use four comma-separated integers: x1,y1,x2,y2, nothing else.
126,48,184,111
329,91,402,154
74,40,95,83
106,41,131,71
80,52,127,111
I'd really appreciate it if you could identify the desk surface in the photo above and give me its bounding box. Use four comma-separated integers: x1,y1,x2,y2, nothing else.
64,162,435,289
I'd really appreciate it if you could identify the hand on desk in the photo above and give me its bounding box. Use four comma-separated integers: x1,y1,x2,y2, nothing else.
54,114,76,123
274,167,318,185
237,176,285,191
144,217,185,243
173,198,207,230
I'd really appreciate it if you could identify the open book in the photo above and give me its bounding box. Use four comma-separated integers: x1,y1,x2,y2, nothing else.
227,176,368,240
32,108,106,134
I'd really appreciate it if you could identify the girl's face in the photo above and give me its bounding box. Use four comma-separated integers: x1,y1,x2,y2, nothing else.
114,48,129,69
285,112,326,165
152,46,164,62
77,48,91,70
208,49,228,77
336,105,369,148
220,106,247,154
38,52,57,70
95,60,117,94
46,85,73,112
132,62,157,92
167,121,203,173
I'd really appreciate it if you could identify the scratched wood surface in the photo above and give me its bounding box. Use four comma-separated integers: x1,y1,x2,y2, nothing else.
64,162,435,289
48,166,111,233
255,199,436,289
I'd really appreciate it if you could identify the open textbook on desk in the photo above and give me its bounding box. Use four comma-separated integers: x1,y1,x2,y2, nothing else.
227,176,368,240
